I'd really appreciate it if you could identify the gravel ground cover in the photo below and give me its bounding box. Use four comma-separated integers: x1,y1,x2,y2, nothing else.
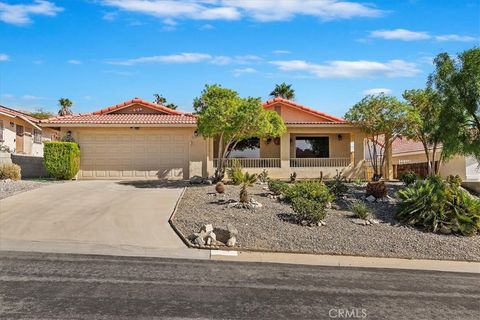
0,179,62,200
173,182,480,261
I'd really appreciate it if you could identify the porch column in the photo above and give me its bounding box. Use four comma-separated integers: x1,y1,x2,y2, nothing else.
352,132,365,179
280,132,290,169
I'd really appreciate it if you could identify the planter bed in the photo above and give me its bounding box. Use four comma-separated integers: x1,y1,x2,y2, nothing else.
172,183,480,262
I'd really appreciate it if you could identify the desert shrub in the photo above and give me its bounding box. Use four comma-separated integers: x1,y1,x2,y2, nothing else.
396,177,480,236
268,179,289,195
258,169,269,183
226,160,243,185
349,200,370,220
291,197,327,223
446,174,462,189
44,141,80,180
285,181,334,204
325,172,349,196
0,163,21,180
399,171,419,186
366,181,387,198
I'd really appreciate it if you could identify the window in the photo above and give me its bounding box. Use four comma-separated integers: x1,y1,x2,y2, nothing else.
295,137,329,158
0,120,3,142
228,137,260,158
34,129,42,144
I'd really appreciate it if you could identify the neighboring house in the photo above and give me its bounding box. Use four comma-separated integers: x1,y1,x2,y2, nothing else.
40,97,366,180
0,105,58,156
391,138,480,181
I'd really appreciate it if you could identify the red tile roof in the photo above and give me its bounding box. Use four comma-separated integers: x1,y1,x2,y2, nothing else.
0,105,40,123
92,97,183,115
42,113,197,125
262,97,345,123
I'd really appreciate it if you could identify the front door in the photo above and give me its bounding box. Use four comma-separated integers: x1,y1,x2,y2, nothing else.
16,125,24,153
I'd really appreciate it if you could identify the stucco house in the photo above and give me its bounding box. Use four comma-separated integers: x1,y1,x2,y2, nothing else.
0,105,58,157
391,138,480,181
40,97,366,180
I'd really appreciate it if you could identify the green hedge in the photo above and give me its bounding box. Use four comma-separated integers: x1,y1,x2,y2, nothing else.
44,141,80,180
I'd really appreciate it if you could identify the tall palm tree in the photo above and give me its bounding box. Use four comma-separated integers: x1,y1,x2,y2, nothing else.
153,93,178,110
270,82,295,100
58,98,73,116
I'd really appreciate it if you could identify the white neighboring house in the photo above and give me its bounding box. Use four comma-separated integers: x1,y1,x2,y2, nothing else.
0,105,58,157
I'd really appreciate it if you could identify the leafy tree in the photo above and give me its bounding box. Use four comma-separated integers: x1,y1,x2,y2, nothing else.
270,82,295,100
58,98,73,116
153,93,178,110
428,48,480,161
402,88,443,175
194,84,286,181
345,94,408,181
29,108,54,119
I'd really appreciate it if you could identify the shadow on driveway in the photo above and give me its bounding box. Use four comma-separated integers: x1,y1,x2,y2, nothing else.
117,180,190,189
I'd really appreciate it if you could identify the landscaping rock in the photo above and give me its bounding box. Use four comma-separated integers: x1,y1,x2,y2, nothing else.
369,219,380,224
194,236,205,246
189,175,204,184
200,224,214,233
205,231,216,245
226,236,237,247
227,223,238,237
366,195,376,203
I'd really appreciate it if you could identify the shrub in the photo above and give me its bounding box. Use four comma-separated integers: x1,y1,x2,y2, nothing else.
396,177,480,236
258,169,269,183
44,141,80,180
285,181,334,204
366,181,387,198
446,174,462,189
290,172,297,183
291,197,327,223
0,163,21,180
226,160,243,185
399,171,419,186
349,200,370,220
325,172,349,196
353,177,365,186
268,179,289,195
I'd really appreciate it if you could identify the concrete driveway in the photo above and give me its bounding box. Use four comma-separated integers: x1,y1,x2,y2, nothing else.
0,180,207,259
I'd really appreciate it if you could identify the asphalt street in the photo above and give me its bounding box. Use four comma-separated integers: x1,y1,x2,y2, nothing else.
0,251,479,319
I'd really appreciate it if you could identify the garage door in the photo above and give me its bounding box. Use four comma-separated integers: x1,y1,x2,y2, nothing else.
78,131,189,179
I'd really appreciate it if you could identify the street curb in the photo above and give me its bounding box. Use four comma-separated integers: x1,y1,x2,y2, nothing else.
211,250,480,274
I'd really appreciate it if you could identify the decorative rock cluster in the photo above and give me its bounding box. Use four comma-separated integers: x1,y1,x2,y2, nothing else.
189,175,213,185
191,223,238,248
351,218,381,226
365,195,396,204
227,198,262,209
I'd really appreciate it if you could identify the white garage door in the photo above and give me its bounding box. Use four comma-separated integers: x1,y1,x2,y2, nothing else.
78,131,189,180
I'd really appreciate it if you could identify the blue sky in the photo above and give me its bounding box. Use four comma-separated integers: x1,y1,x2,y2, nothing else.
0,0,478,117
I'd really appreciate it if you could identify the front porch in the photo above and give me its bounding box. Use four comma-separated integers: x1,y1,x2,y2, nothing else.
211,127,366,180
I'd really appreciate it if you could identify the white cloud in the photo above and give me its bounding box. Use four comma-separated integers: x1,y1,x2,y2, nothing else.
363,88,392,95
270,59,420,78
68,59,82,65
272,50,290,55
100,0,383,25
108,52,262,66
0,0,63,26
103,11,117,21
369,29,431,41
435,34,476,42
232,67,257,77
0,53,9,61
22,95,45,100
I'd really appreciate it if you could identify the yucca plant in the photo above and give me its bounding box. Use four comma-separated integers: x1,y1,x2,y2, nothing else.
349,200,370,220
239,172,257,203
226,159,243,185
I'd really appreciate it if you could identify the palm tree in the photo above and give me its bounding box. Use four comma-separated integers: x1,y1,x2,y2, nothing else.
58,98,73,116
270,82,295,100
239,172,258,204
153,93,178,110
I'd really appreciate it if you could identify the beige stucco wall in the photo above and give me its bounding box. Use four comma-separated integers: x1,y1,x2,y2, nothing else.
59,126,210,179
393,151,469,180
0,114,54,156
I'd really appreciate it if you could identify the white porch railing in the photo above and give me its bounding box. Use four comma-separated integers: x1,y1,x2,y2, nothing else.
290,158,351,168
213,158,281,168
